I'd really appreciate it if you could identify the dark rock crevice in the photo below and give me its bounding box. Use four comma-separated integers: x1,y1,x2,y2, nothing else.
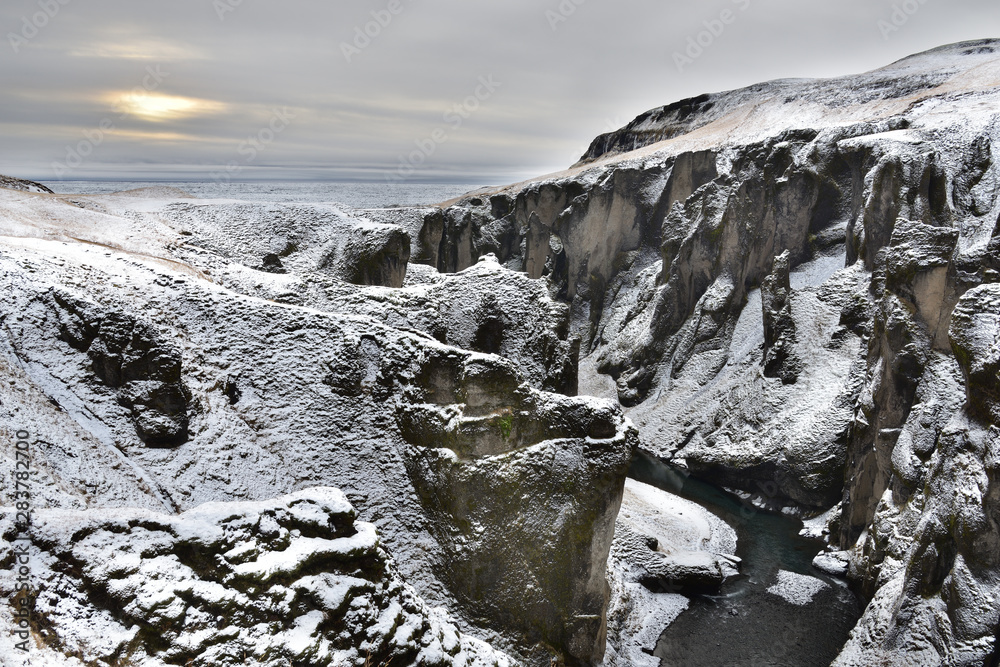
52,292,191,447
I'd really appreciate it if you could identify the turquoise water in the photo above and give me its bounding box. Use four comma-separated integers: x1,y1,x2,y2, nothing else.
628,452,861,667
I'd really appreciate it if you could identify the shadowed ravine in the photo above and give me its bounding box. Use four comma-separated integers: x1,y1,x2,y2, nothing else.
628,452,861,667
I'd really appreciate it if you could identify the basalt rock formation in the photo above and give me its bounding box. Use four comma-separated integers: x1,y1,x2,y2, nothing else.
396,352,635,663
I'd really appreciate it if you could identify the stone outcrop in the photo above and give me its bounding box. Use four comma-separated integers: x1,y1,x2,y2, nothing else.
576,95,720,164
0,489,513,667
761,250,800,384
155,201,412,288
0,173,53,194
951,285,1000,424
53,292,190,446
397,352,636,665
325,221,411,288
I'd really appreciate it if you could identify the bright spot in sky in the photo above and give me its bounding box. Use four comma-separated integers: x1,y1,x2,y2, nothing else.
111,92,226,121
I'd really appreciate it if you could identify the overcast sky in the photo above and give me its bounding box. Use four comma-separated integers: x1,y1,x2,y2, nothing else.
1,0,998,185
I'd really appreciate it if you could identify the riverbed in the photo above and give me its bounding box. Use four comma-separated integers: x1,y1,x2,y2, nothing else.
628,452,861,667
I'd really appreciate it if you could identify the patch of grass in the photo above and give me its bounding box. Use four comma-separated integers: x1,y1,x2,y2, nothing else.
497,409,514,440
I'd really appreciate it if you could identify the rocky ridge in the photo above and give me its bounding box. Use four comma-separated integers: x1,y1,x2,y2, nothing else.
0,488,512,666
0,175,52,194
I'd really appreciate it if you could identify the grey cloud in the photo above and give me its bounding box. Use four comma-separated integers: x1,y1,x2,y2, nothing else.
0,0,997,184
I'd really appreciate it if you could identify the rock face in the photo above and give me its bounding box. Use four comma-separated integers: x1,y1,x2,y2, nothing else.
951,285,1000,424
400,39,1000,664
397,351,636,664
54,293,191,446
834,420,1000,666
761,250,800,384
0,489,513,667
833,285,1000,666
330,221,411,288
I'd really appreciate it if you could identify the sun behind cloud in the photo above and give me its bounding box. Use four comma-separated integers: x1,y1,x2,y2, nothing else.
110,91,228,121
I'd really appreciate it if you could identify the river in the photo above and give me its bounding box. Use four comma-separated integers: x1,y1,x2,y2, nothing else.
628,451,861,667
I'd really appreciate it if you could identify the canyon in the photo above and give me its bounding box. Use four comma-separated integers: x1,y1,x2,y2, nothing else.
3,38,1000,666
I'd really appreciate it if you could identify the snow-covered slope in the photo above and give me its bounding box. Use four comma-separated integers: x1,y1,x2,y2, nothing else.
0,186,636,665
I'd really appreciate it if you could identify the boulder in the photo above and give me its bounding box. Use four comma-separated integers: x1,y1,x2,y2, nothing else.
337,222,411,288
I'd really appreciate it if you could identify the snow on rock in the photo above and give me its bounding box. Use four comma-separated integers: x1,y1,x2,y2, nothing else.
0,489,512,667
0,180,630,664
605,479,738,665
113,198,412,288
812,550,850,577
619,478,737,557
766,570,830,606
603,577,687,667
0,174,54,194
21,191,580,395
610,478,740,595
